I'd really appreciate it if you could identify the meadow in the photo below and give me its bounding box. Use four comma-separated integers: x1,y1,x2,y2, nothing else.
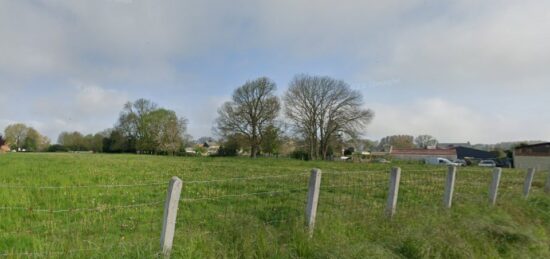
1,153,550,258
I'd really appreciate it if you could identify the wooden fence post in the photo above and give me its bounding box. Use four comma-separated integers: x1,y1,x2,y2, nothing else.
161,177,183,258
523,168,536,198
443,166,457,209
489,168,502,206
386,167,401,218
545,168,550,193
305,168,322,236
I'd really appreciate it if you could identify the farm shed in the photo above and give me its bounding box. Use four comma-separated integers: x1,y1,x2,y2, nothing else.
455,146,496,160
390,148,457,161
514,143,550,170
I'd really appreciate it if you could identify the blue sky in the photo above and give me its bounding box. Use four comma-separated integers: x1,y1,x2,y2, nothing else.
1,0,549,144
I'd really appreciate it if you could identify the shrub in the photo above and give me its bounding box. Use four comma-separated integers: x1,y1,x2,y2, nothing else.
47,144,68,152
290,150,310,161
216,145,239,156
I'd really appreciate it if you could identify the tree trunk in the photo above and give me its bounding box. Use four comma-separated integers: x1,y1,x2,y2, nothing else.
250,144,257,158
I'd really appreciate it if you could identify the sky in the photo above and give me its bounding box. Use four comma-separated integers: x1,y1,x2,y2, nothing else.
1,0,549,144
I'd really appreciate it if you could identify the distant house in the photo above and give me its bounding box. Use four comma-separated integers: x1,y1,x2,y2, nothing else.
201,142,220,155
514,143,550,170
390,148,457,161
184,147,196,155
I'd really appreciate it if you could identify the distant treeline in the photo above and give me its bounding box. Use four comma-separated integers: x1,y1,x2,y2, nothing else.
3,74,378,160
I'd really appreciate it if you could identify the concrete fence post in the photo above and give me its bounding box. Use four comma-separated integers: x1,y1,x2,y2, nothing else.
545,168,550,194
161,177,183,258
489,168,502,206
305,168,322,237
386,167,401,218
523,168,536,198
443,166,457,209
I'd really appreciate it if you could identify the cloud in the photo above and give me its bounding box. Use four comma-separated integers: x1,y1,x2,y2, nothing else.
368,98,550,143
1,83,128,140
177,95,231,139
0,0,251,85
1,0,549,143
74,83,128,116
363,1,550,91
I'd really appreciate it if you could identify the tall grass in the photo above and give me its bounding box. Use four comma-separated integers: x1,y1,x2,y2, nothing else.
0,153,549,258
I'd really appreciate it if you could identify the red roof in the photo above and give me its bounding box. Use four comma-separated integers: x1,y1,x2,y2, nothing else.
391,148,456,156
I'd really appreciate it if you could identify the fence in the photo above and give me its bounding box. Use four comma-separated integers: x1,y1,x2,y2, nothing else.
172,166,550,257
1,166,550,257
0,180,167,257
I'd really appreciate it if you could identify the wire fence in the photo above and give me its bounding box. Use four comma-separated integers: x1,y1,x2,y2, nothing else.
1,167,549,257
172,172,311,257
0,178,167,257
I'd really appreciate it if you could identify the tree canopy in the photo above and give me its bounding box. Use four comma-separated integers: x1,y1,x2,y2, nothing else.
215,77,280,158
4,123,49,151
284,75,374,160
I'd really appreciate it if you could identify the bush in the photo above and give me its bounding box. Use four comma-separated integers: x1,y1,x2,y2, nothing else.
290,150,310,161
216,145,239,156
47,144,68,152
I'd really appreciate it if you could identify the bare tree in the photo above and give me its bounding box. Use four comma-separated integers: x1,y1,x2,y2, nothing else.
415,135,438,148
215,77,280,158
284,74,374,160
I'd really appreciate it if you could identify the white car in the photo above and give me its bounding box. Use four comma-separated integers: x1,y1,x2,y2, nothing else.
478,160,496,167
453,159,467,166
425,157,459,166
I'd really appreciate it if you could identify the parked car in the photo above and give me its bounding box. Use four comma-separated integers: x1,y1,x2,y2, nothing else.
494,158,512,168
425,157,459,166
453,159,467,166
478,160,496,167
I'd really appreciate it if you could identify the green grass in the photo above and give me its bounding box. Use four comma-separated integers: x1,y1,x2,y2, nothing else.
1,153,550,258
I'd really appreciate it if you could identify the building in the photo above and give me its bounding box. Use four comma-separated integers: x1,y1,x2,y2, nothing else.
390,148,457,161
437,142,472,149
514,143,550,170
201,142,220,155
455,146,496,160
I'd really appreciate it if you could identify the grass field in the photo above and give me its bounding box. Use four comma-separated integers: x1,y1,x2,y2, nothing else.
1,153,550,258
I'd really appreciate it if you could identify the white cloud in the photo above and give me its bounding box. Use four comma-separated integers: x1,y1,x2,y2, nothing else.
1,0,549,143
74,83,128,116
368,98,550,143
364,1,550,91
0,83,129,140
178,95,231,139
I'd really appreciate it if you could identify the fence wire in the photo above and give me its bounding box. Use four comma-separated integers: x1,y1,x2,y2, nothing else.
2,167,549,257
0,180,166,257
172,172,311,257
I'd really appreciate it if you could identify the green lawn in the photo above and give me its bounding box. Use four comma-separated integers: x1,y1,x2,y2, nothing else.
1,153,549,258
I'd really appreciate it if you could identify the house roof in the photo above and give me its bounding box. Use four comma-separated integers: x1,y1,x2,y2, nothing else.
437,142,471,148
514,142,550,149
514,142,550,156
391,148,456,156
201,142,220,148
455,146,496,159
